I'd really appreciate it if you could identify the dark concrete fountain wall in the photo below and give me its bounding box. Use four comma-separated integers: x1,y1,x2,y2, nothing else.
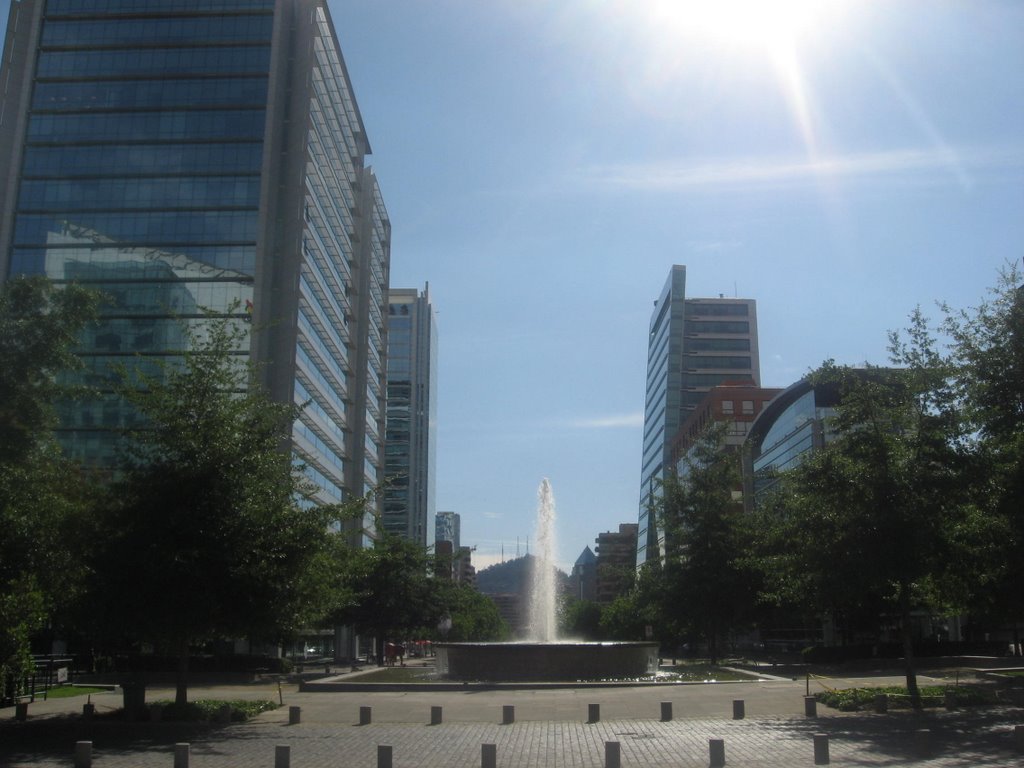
435,642,660,682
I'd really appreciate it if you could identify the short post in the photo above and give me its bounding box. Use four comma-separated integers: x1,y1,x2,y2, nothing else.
732,699,745,720
174,743,190,768
378,744,393,768
813,733,830,765
709,738,726,768
82,702,95,721
1015,724,1024,752
288,705,301,725
873,693,888,714
502,704,515,724
944,689,956,710
914,729,931,757
359,705,372,725
274,744,290,768
14,702,28,721
218,703,232,723
481,743,497,768
74,741,92,768
430,705,442,725
660,701,673,721
605,741,621,768
804,695,818,717
150,703,163,723
588,703,600,723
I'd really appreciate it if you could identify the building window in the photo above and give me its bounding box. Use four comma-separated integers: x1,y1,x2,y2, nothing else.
742,400,754,414
722,400,734,414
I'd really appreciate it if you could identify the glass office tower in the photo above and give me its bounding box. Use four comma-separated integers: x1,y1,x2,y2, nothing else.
0,0,389,541
383,286,438,547
637,265,759,566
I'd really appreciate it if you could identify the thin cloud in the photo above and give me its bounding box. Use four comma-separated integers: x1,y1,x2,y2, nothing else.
567,412,645,429
577,145,1024,192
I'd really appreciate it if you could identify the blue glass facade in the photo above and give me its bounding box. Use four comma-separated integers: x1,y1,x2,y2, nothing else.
0,0,390,527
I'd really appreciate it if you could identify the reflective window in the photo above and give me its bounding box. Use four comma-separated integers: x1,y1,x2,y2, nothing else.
14,212,258,247
42,16,273,47
19,177,260,212
684,355,753,369
23,143,263,178
13,245,255,279
46,0,274,13
685,303,750,317
37,46,271,78
33,77,268,111
684,338,751,352
28,110,266,142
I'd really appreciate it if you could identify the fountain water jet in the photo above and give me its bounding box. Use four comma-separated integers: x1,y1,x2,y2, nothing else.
435,479,658,682
527,478,557,642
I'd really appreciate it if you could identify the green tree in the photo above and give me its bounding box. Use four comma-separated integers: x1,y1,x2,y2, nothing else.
560,598,603,640
752,310,995,708
658,422,757,663
331,531,444,664
86,311,338,705
0,277,97,694
943,263,1024,652
441,582,509,642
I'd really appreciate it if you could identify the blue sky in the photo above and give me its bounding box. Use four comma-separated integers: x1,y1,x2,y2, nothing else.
5,2,1022,574
328,0,1024,572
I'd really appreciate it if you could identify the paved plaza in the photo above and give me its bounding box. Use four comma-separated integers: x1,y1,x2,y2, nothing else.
3,669,1023,767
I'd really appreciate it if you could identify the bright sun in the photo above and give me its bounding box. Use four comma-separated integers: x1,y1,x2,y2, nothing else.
648,0,842,52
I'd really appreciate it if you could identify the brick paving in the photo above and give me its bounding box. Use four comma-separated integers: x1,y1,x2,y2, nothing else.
3,675,1023,767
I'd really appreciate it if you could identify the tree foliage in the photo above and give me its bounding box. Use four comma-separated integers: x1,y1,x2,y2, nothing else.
85,312,338,704
0,277,97,691
750,309,1000,707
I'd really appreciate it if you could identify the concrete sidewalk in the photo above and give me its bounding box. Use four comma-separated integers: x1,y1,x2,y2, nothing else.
3,670,1023,766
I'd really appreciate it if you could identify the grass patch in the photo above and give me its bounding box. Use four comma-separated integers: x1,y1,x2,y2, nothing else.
44,685,111,699
996,669,1024,678
816,685,998,711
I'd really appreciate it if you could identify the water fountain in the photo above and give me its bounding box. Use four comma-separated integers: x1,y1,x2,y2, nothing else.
435,479,658,682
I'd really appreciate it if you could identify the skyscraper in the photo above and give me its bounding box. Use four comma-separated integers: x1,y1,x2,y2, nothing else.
0,0,389,542
637,265,759,566
383,285,437,546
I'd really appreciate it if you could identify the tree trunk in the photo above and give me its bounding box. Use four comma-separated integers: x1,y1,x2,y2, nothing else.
898,580,922,711
175,644,189,706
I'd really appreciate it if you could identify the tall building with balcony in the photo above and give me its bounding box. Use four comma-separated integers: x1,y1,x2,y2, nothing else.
383,285,437,546
637,265,759,566
0,0,389,545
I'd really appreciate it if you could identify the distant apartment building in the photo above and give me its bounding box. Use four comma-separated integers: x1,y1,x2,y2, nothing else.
638,265,759,566
595,524,638,603
383,286,437,546
0,0,390,546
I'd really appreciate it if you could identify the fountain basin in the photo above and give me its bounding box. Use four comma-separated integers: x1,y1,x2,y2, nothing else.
435,642,659,682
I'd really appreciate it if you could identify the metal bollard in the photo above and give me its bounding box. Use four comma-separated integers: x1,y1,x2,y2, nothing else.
274,744,290,768
378,745,393,768
914,729,931,757
709,738,726,768
732,699,745,720
174,742,190,768
944,689,956,709
289,705,301,725
660,701,673,721
502,705,515,724
1015,724,1024,752
218,703,232,724
605,741,621,768
873,693,888,713
430,705,442,725
15,702,28,721
588,703,600,723
813,733,830,765
481,743,497,768
74,741,92,768
359,705,372,725
82,702,95,721
804,695,818,717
